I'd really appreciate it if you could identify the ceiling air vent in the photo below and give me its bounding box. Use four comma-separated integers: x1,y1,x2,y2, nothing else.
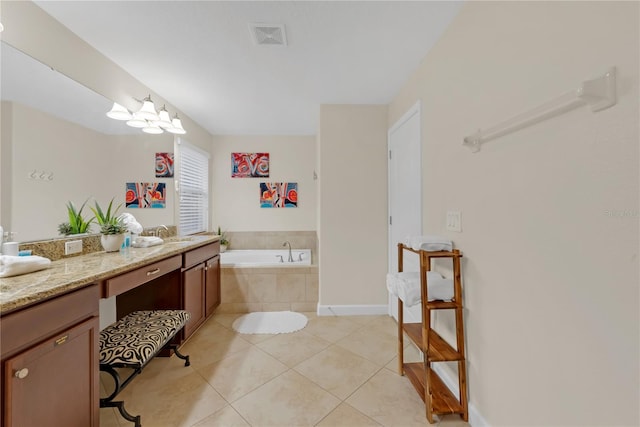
249,23,287,46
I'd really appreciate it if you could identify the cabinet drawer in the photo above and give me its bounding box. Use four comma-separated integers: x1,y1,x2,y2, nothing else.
183,242,219,269
103,255,182,298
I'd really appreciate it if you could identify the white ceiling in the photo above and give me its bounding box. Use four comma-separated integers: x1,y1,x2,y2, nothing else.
34,1,463,136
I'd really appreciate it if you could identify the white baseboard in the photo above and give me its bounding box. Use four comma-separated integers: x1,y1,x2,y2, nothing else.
431,364,490,427
317,304,388,316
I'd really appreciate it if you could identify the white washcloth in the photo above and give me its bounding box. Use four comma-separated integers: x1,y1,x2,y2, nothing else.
119,213,144,234
0,255,51,278
386,271,454,307
131,236,164,248
407,235,453,252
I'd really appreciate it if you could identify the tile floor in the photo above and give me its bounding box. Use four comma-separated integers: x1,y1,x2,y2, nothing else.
100,313,470,427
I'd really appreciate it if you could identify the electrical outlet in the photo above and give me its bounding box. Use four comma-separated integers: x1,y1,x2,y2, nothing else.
65,240,83,255
446,211,462,232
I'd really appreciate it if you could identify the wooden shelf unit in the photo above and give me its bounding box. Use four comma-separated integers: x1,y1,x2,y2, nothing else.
396,243,468,424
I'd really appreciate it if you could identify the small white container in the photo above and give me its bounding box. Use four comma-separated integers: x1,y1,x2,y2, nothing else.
2,242,19,256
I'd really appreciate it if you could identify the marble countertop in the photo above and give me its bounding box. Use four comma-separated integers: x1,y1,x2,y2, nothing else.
0,235,219,315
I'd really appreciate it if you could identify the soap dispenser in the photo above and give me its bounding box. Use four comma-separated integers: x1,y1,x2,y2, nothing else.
2,232,19,256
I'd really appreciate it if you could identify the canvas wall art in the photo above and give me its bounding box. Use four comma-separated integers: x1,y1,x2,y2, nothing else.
126,182,166,208
260,182,298,208
155,152,174,177
232,152,269,178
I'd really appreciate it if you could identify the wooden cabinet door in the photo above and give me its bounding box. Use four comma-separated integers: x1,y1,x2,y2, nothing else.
205,255,221,317
3,316,99,427
182,263,205,339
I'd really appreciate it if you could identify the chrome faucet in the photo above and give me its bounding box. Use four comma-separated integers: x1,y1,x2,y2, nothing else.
155,225,169,238
282,241,293,262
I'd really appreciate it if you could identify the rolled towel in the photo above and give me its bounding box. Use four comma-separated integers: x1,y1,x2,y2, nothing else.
386,271,454,307
0,255,51,278
407,235,453,252
118,213,144,234
131,236,164,248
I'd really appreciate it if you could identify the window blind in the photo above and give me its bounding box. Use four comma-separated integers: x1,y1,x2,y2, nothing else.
178,140,209,235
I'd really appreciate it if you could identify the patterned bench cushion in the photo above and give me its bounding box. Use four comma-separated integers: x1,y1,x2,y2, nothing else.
99,310,190,367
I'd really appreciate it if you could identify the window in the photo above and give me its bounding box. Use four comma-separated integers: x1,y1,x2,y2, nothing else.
177,139,209,235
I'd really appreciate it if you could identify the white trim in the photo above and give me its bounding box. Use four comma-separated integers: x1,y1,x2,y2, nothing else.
317,304,388,316
431,364,490,427
389,100,422,135
387,100,422,275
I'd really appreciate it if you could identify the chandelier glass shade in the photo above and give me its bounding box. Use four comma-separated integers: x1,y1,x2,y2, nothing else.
106,95,186,135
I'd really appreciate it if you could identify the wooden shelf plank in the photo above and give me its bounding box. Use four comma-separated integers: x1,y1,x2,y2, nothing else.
401,363,464,416
426,301,461,310
429,367,464,415
402,324,463,361
403,362,426,402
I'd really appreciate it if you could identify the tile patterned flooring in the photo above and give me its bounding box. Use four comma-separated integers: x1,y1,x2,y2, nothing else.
100,313,470,427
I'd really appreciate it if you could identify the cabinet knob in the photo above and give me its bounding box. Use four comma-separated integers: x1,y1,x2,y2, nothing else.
14,368,29,379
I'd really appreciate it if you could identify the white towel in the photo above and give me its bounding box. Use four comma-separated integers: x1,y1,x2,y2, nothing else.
118,213,144,234
131,236,164,248
0,255,51,278
406,235,453,252
386,271,454,307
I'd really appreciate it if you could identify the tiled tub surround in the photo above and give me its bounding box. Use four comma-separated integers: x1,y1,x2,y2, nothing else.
220,264,318,313
219,231,319,313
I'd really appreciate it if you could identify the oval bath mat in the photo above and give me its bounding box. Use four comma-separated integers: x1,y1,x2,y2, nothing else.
232,311,308,334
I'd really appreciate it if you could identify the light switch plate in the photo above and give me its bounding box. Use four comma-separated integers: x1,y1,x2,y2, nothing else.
65,239,83,255
446,211,462,232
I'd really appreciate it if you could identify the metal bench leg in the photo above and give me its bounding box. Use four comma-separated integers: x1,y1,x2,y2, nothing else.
170,344,191,366
102,400,141,427
100,365,143,427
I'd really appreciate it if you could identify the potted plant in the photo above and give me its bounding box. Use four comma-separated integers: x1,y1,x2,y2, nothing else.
58,199,94,236
217,226,229,252
91,198,126,252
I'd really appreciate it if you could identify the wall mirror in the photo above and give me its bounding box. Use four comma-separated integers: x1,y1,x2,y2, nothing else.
1,41,175,243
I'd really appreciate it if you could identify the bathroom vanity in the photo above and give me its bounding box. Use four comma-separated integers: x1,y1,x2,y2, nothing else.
0,235,220,427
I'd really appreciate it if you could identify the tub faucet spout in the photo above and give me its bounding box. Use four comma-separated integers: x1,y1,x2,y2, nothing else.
282,241,293,262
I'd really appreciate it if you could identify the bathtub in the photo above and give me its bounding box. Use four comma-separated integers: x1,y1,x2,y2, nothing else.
220,249,312,267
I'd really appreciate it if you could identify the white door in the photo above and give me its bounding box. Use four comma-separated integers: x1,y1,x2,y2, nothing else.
388,101,422,321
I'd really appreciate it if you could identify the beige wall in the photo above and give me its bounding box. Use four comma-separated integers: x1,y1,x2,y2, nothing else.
389,1,639,425
211,135,317,232
4,102,175,242
318,105,389,311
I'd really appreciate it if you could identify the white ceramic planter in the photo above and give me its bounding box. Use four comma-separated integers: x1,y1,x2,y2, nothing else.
101,233,125,253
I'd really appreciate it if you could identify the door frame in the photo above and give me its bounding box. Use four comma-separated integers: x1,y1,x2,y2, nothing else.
387,100,422,319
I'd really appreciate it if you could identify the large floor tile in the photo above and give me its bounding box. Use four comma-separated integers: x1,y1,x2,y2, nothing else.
256,330,331,367
303,315,363,343
346,368,429,427
335,326,398,367
294,345,380,400
181,329,253,367
232,370,340,427
191,405,251,426
196,347,289,402
436,414,470,426
315,402,382,426
116,370,228,427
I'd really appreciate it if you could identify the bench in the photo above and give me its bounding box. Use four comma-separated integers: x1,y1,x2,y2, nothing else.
99,310,191,427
